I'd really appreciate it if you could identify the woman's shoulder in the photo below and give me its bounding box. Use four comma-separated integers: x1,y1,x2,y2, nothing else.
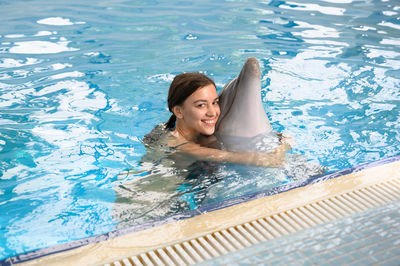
165,130,192,149
142,123,170,147
142,123,189,149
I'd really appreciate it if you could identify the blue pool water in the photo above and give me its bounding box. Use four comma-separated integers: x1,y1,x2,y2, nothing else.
1,0,399,261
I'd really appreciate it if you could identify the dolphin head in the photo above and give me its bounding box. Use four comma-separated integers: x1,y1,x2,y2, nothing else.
214,57,274,151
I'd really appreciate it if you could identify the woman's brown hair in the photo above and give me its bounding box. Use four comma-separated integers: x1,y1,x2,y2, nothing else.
165,73,216,129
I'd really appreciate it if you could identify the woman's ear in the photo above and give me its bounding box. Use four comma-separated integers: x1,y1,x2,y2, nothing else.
172,106,183,119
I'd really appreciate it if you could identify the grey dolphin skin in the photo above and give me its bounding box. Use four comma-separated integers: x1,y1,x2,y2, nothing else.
215,57,276,152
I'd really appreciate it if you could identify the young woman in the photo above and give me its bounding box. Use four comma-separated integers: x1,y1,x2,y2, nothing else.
144,72,290,167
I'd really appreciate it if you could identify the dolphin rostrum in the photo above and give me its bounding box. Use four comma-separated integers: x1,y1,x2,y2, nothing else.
215,57,276,152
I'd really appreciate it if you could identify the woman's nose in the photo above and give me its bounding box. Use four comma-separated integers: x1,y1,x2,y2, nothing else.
206,104,218,116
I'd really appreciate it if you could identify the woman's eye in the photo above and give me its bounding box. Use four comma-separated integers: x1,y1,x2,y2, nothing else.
197,104,205,108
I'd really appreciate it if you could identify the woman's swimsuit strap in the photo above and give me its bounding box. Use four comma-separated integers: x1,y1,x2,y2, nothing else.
173,142,190,149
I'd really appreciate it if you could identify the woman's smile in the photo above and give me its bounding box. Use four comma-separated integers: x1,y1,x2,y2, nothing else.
202,119,217,126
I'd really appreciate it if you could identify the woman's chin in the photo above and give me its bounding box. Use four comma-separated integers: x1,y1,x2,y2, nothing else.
200,127,215,136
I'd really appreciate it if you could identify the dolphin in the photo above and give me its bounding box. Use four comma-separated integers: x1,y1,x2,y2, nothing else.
212,57,328,177
215,57,278,152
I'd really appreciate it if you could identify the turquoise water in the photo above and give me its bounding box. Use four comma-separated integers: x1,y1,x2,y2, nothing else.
1,0,399,260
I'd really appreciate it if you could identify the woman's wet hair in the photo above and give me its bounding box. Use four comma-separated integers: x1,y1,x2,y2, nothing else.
165,73,216,129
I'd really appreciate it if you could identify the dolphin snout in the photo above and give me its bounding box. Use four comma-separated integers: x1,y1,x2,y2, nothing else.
243,57,260,77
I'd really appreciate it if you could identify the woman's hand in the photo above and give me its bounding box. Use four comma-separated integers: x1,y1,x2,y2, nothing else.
277,132,295,148
249,142,289,167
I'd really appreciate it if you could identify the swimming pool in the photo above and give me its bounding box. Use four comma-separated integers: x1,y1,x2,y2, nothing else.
0,0,399,261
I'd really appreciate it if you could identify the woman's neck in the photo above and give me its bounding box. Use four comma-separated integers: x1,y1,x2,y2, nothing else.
174,122,198,143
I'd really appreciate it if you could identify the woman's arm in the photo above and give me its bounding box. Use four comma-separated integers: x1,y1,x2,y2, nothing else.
177,142,290,167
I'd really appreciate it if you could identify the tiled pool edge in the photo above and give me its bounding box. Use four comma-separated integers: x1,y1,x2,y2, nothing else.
2,154,400,266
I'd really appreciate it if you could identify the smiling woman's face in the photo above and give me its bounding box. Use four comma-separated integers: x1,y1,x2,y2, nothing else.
173,84,220,137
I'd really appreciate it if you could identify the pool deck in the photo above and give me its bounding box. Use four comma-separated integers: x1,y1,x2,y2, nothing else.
4,155,400,266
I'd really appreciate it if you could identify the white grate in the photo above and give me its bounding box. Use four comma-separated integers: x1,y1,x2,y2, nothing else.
103,177,400,266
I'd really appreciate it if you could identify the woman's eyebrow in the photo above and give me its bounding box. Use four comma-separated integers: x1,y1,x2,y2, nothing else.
193,97,219,104
193,99,207,104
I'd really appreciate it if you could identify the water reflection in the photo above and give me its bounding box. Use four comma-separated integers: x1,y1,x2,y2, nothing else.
37,17,86,26
280,2,346,16
9,40,78,54
0,14,119,257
